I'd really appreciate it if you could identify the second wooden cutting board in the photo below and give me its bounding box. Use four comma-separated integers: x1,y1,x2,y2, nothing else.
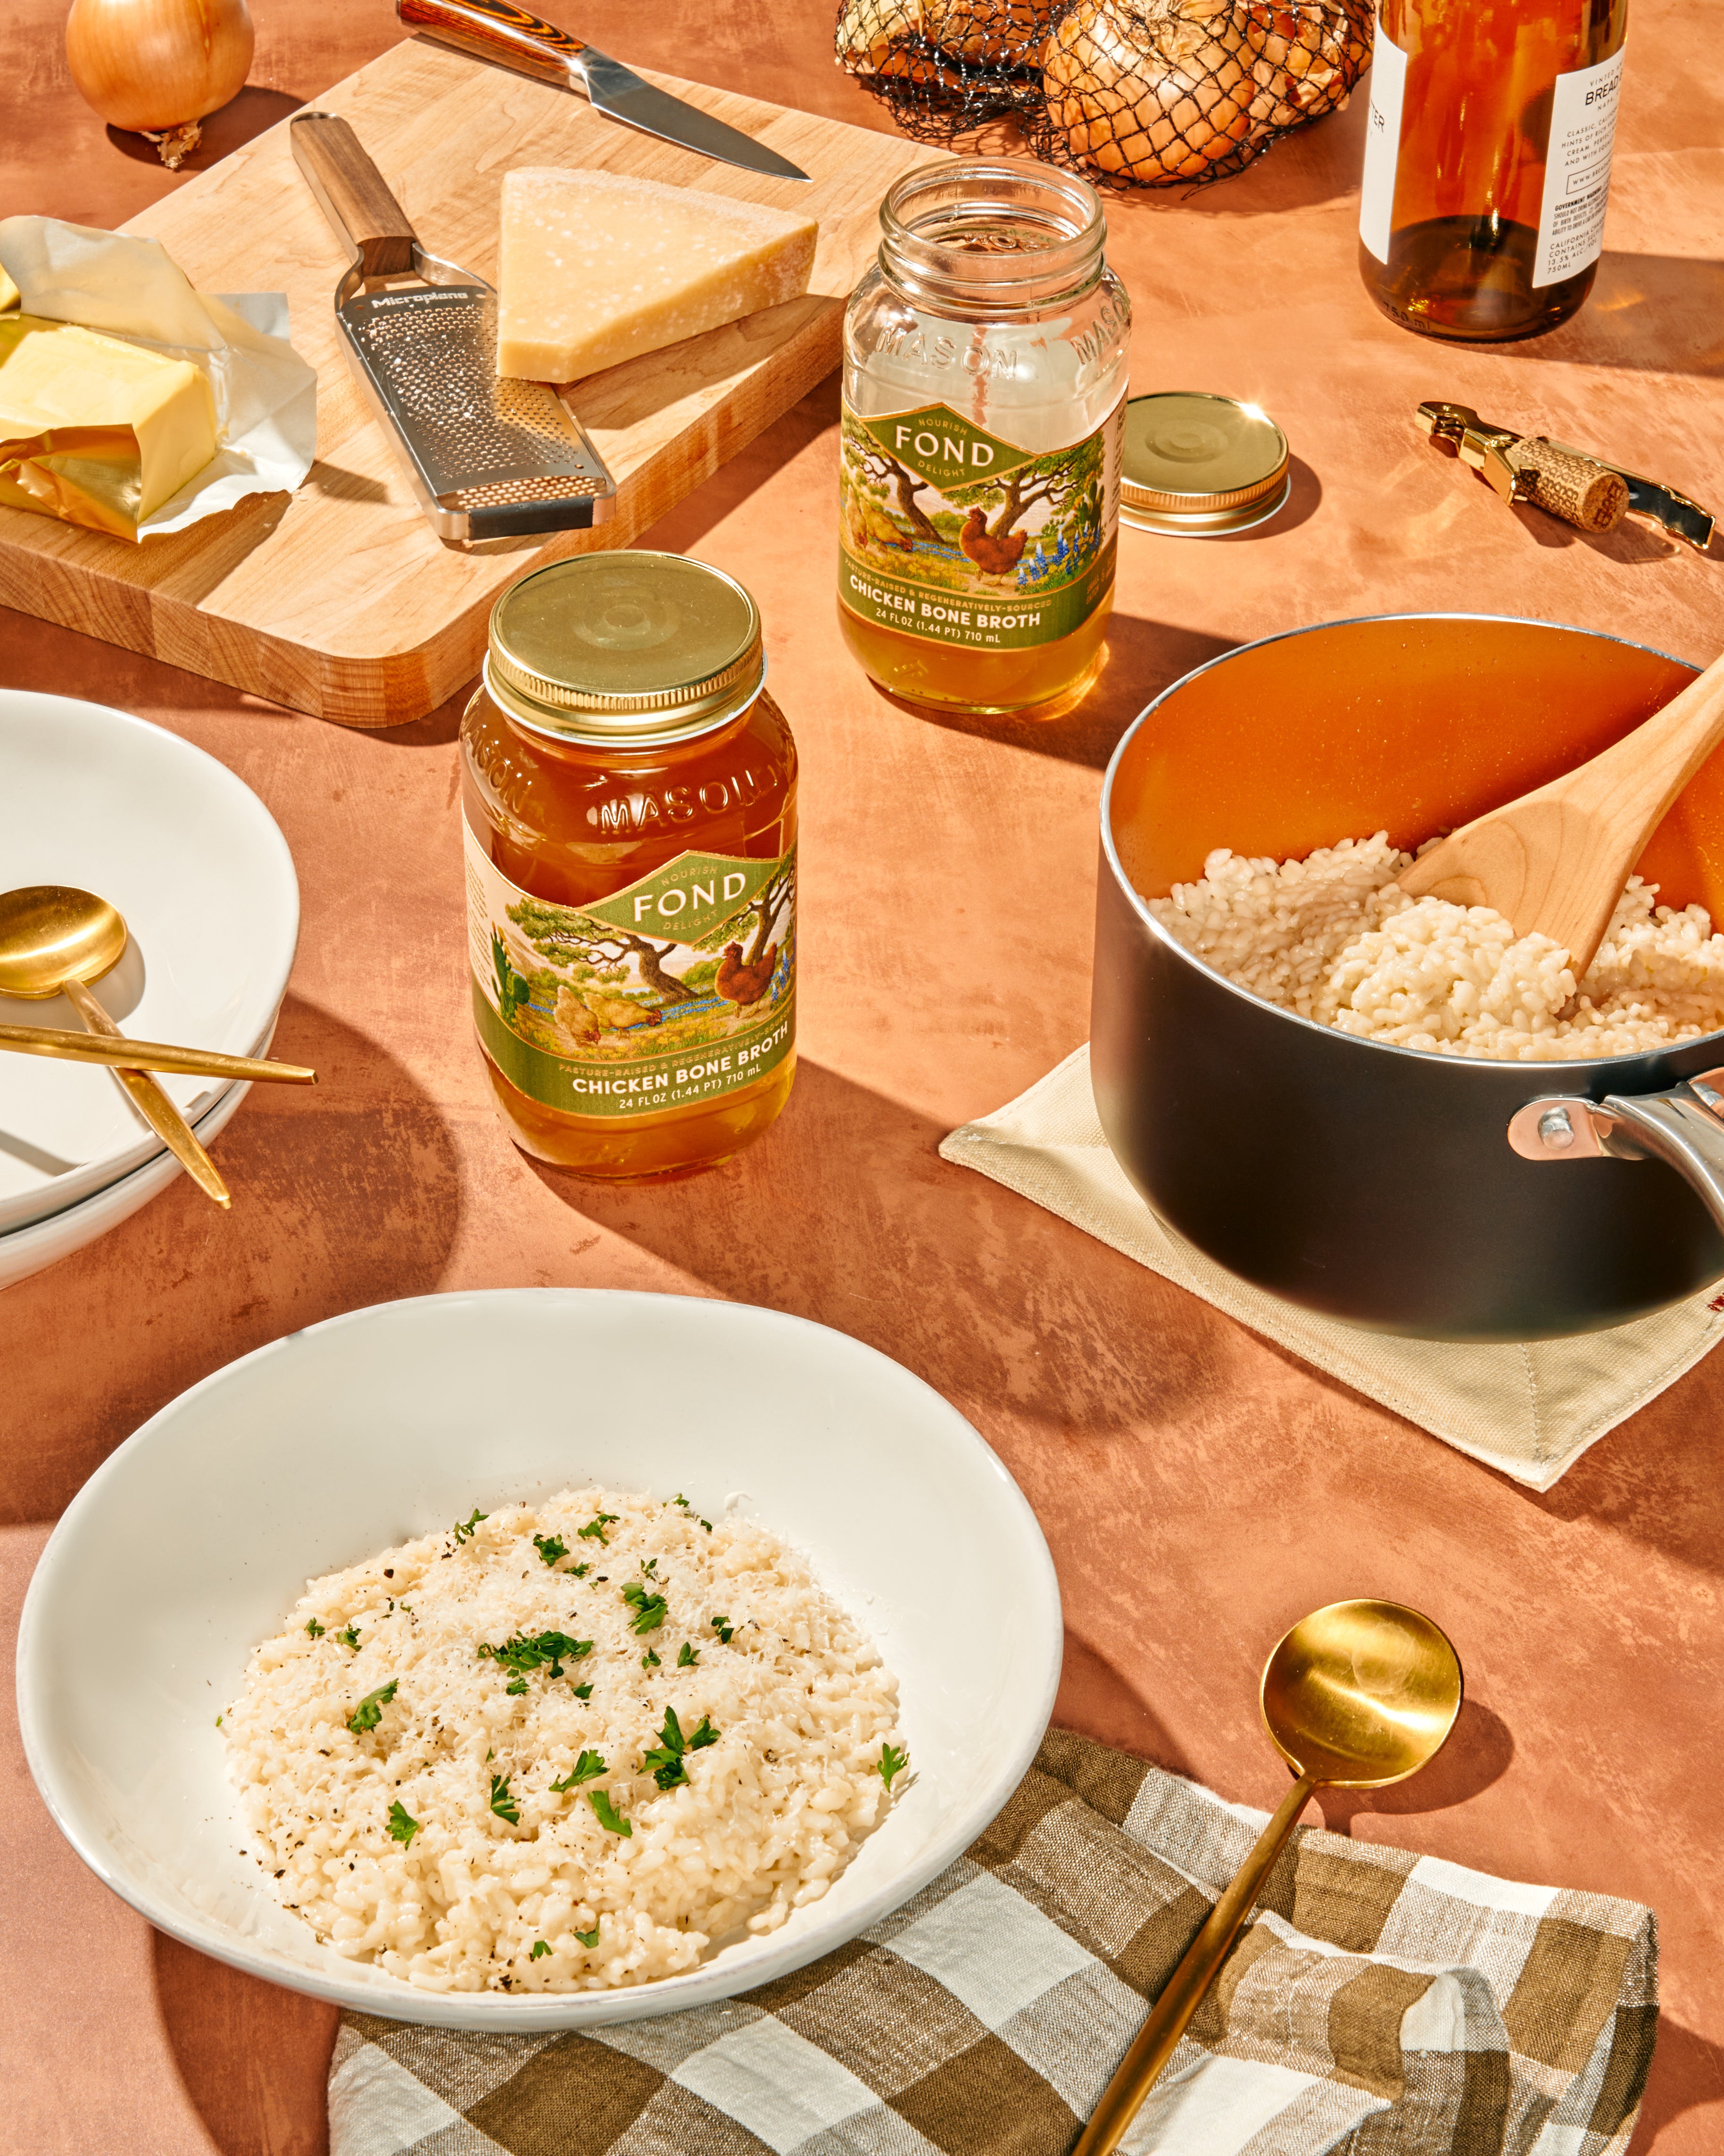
0,39,936,727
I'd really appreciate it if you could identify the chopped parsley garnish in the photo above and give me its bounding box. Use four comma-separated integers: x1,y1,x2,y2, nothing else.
453,1508,488,1544
641,1649,660,1669
878,1743,909,1792
620,1582,668,1634
506,1677,528,1696
673,1494,714,1531
530,1940,550,1960
575,1924,601,1948
587,1789,631,1836
489,1773,519,1824
305,1618,325,1639
710,1615,734,1645
477,1630,594,1681
572,1562,591,1579
578,1511,619,1545
572,1682,593,1700
641,1706,719,1791
639,1557,659,1580
533,1532,569,1567
215,1714,223,1727
388,1801,419,1847
550,1750,606,1792
346,1679,398,1734
335,1624,361,1650
678,1641,698,1667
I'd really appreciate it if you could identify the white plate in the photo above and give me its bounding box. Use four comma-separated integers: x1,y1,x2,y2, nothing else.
17,1291,1063,2030
0,689,299,1232
0,1024,270,1292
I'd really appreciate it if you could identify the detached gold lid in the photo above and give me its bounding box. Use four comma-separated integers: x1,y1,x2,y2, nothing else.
1119,392,1290,537
486,551,765,743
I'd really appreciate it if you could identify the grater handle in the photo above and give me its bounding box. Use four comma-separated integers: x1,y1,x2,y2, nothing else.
397,0,588,86
290,113,419,279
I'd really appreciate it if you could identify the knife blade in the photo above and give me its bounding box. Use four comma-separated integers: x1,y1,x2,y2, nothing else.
396,0,812,182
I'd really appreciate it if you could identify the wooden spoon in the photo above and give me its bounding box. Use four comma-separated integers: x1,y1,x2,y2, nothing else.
1397,648,1724,977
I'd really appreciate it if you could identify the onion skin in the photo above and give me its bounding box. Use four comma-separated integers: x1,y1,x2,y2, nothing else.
65,0,255,135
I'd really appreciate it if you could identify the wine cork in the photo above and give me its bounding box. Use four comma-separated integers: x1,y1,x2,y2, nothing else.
1514,439,1630,533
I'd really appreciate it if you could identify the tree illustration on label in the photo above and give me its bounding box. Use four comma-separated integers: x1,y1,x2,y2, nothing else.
491,928,534,1032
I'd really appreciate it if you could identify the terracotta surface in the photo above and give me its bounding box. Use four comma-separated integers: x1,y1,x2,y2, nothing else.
1,3,1722,2152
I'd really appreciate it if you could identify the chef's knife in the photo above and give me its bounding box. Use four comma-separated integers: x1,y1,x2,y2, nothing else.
396,0,812,182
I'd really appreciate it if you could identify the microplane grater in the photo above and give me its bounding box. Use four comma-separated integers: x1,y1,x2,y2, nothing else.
290,111,615,546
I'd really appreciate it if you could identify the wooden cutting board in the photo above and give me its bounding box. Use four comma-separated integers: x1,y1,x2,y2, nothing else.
0,39,934,726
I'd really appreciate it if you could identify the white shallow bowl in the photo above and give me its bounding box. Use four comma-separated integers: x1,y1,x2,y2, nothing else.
0,688,299,1232
0,1014,275,1293
18,1290,1062,2031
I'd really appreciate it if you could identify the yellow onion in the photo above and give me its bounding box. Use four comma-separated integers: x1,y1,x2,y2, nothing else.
66,0,254,168
1247,0,1371,129
1041,0,1267,183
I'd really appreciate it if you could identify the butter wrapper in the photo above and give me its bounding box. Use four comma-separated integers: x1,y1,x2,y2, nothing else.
0,215,316,542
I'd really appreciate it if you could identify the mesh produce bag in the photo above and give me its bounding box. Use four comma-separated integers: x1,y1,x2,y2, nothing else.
836,0,1372,186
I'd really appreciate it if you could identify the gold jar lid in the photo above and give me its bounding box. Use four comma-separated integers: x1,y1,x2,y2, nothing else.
1119,392,1290,537
485,551,765,743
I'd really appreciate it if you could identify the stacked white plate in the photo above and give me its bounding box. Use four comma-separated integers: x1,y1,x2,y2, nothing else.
0,689,299,1290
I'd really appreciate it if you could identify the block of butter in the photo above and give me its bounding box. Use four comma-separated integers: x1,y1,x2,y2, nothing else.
0,314,219,539
498,168,819,383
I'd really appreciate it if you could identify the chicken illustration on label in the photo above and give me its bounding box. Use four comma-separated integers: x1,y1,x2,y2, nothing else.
465,831,795,1120
838,399,1118,653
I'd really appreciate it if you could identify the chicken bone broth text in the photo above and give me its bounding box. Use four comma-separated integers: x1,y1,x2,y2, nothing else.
1152,833,1724,1060
224,1487,907,1995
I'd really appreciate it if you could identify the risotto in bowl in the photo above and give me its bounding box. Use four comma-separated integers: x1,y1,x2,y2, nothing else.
17,1291,1061,2029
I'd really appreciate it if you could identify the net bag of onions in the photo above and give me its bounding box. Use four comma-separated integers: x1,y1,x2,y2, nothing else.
835,0,1372,187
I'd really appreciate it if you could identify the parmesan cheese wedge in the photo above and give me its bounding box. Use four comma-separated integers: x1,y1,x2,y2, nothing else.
497,168,820,383
0,315,217,533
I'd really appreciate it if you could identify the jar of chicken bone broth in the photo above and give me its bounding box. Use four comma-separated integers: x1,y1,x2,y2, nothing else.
839,158,1131,721
461,553,796,1181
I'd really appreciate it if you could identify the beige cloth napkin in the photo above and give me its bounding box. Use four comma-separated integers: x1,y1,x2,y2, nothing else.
940,1045,1724,1491
329,1731,1657,2156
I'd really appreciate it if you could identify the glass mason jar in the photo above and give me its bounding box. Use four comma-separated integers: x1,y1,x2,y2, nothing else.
839,159,1131,721
461,552,796,1183
1358,0,1629,343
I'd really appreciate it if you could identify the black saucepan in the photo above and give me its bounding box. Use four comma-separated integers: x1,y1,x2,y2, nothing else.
1092,614,1724,1340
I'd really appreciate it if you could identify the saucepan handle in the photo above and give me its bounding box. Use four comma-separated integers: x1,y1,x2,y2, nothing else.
1507,1070,1724,1238
397,0,588,86
290,113,419,279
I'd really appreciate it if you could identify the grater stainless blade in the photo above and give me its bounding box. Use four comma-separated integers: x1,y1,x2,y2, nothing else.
290,112,615,546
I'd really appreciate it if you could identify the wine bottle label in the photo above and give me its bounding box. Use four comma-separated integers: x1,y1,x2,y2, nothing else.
1533,48,1625,288
838,399,1121,653
464,820,795,1120
1358,20,1408,264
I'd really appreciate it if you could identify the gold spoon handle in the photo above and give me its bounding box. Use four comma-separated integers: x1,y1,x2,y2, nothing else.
0,1023,315,1084
1073,1772,1316,2156
61,977,232,1211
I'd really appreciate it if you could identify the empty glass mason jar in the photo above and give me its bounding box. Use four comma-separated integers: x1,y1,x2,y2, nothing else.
839,159,1131,722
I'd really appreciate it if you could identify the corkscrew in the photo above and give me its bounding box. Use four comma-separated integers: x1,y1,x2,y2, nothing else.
1415,401,1715,552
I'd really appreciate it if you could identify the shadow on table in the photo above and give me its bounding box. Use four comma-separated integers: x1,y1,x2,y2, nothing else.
521,1054,1221,1442
152,1930,337,2156
1501,254,1724,380
1055,1629,1197,1777
105,87,303,170
875,613,1239,773
1633,2014,1724,2151
0,994,463,1526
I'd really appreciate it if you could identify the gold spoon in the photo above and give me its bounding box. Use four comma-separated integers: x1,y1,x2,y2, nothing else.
1075,1600,1463,2156
0,885,233,1209
0,1022,315,1085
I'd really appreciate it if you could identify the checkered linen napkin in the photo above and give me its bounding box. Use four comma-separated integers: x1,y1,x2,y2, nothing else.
328,1731,1657,2156
940,1046,1724,1490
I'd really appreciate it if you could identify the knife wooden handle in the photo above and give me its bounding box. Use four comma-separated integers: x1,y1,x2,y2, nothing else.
398,0,588,84
290,112,417,278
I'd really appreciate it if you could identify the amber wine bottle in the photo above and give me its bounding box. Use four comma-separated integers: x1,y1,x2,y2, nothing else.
1359,0,1628,343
